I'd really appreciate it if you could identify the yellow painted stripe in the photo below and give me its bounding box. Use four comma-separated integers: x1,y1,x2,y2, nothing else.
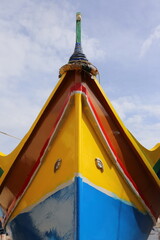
10,101,76,220
0,74,67,186
80,107,145,213
93,76,160,186
9,92,146,221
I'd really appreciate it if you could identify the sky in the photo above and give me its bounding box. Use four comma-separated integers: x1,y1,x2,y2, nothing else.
0,0,159,154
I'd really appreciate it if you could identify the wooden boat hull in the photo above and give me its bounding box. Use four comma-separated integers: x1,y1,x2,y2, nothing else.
8,176,153,240
1,12,160,239
0,71,160,240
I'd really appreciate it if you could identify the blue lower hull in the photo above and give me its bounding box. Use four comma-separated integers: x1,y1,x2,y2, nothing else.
8,177,153,240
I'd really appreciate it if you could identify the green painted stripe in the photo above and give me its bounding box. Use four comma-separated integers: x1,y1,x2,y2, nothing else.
153,158,160,173
76,13,81,43
0,167,4,177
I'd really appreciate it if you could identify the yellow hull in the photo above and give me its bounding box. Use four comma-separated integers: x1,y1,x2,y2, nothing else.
9,80,146,220
0,71,159,223
0,12,159,240
0,70,159,240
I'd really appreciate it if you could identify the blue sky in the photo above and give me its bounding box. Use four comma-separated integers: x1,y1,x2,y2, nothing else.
0,0,159,153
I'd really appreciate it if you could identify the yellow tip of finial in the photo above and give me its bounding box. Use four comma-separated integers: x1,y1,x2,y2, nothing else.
76,12,81,21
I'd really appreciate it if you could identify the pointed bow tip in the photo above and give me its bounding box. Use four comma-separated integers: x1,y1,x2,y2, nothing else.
59,62,99,77
59,13,99,77
68,50,88,63
76,12,81,21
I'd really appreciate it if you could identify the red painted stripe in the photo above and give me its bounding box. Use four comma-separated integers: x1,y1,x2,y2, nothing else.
88,97,137,187
70,83,155,217
6,91,72,221
16,94,71,200
85,88,155,218
6,83,156,221
70,82,87,94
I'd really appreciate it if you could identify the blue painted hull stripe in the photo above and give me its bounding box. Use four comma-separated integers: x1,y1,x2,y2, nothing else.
14,174,141,217
8,177,153,240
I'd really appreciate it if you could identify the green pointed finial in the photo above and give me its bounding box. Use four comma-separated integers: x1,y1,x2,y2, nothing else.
76,12,81,44
59,12,99,76
69,12,88,62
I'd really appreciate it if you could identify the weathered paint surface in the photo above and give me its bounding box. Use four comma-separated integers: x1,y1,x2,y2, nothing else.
8,177,153,240
0,13,159,240
9,182,75,240
2,77,158,240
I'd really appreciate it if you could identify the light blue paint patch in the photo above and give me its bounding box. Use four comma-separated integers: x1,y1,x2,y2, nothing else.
0,207,4,217
8,177,153,240
9,183,75,240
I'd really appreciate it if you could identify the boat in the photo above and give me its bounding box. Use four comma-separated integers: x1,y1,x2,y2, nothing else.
0,12,160,240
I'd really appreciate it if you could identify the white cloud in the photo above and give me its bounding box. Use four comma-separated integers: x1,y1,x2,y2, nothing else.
0,0,104,82
83,35,106,61
140,25,160,57
112,96,160,149
0,94,40,154
0,0,105,154
0,0,159,155
0,32,30,82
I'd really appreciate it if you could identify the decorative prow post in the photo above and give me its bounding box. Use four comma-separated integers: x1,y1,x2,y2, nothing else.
69,12,88,63
59,13,98,76
75,13,82,52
